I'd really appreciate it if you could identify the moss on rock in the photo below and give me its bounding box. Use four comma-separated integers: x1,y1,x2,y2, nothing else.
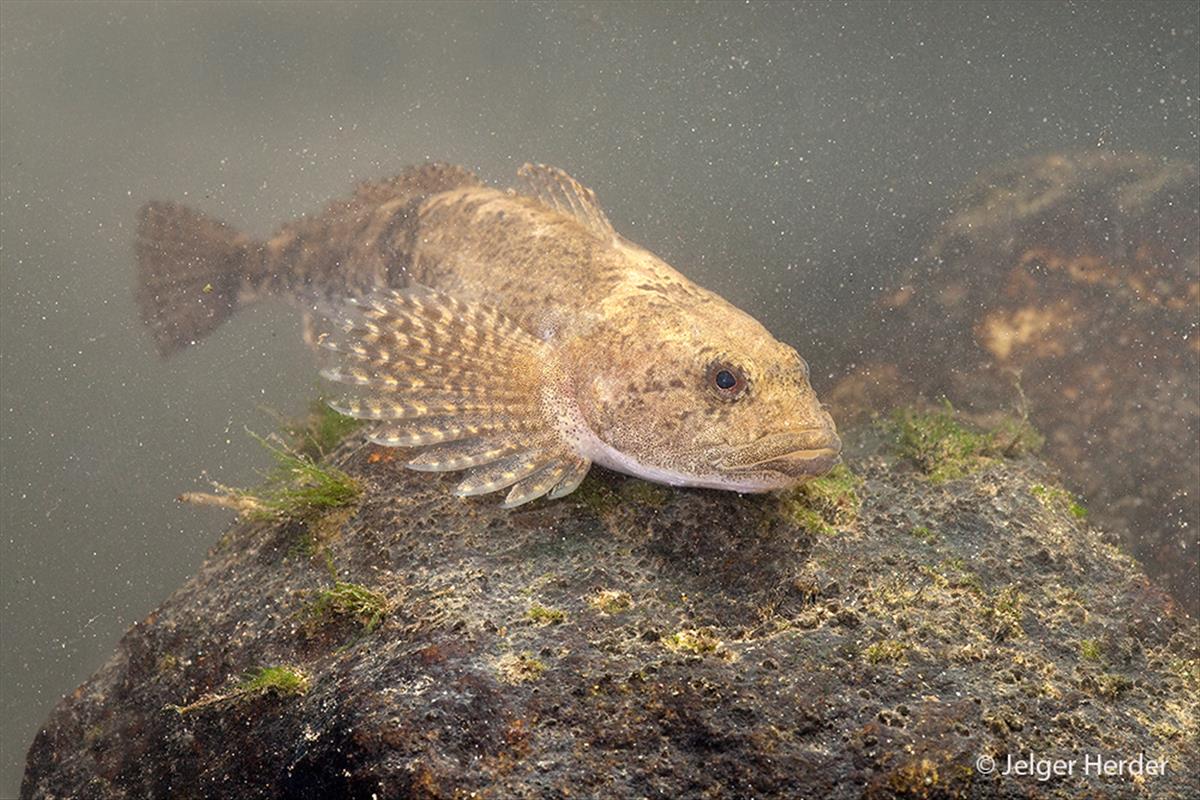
303,581,390,633
887,401,1040,483
777,463,863,535
21,430,1199,799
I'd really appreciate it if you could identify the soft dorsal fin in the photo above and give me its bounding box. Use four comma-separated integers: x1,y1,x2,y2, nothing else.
516,163,616,242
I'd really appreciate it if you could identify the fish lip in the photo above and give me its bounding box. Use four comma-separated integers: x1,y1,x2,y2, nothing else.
719,429,843,475
722,446,842,477
751,446,842,478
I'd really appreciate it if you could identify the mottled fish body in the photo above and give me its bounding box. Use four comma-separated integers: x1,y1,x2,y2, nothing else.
137,163,840,505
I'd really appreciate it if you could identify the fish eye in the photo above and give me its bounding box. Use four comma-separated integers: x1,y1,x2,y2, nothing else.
707,361,747,399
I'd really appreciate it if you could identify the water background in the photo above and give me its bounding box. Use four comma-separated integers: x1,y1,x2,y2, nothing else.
2,1,1197,793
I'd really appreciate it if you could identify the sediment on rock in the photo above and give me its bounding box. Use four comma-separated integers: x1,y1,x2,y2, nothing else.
825,151,1200,616
22,421,1199,799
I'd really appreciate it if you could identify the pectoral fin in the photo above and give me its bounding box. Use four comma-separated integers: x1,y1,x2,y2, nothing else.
321,287,591,506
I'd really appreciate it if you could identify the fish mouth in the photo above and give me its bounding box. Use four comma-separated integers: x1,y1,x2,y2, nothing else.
720,429,843,479
748,446,842,478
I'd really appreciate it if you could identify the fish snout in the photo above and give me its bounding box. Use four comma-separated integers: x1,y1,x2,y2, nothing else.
721,424,842,478
760,425,842,478
790,420,841,454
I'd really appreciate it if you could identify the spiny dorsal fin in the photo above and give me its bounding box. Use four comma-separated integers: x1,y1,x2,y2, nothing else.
516,163,616,242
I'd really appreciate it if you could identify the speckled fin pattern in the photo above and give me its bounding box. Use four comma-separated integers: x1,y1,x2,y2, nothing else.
516,163,616,243
320,287,590,507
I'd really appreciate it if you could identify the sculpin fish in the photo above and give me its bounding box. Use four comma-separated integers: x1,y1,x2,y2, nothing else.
137,163,841,506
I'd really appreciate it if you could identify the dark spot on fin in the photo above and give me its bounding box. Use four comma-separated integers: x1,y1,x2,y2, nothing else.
516,163,616,243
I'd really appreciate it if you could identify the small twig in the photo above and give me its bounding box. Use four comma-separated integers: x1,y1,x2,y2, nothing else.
998,368,1036,456
177,490,265,515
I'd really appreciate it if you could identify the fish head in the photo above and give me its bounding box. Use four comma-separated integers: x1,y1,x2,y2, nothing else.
577,297,841,492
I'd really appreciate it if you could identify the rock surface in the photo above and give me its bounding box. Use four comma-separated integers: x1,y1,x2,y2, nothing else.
827,152,1200,616
22,429,1199,799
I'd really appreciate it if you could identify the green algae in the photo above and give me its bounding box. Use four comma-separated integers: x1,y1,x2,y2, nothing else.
988,412,1046,457
62,400,1200,797
182,431,360,522
620,479,671,509
575,474,672,517
863,639,910,665
887,400,1042,482
288,530,319,560
778,463,862,535
526,604,567,626
919,557,984,595
235,665,310,696
281,399,364,460
573,475,621,518
169,665,310,715
783,505,837,536
883,757,972,799
1031,483,1088,519
243,434,360,520
1079,639,1103,662
981,584,1024,641
305,581,390,633
496,652,546,684
155,653,180,676
588,589,634,615
1166,656,1200,685
867,575,925,611
664,627,723,656
908,524,940,545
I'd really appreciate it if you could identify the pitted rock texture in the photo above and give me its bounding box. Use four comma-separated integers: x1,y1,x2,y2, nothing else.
22,434,1199,799
826,151,1199,616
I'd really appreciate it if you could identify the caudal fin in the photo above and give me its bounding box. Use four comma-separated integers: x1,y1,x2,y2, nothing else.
135,202,262,357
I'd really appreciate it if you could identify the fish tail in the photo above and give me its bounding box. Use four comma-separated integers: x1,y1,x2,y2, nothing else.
135,202,266,357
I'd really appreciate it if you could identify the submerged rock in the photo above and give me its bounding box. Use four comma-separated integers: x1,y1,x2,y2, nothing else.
828,151,1200,616
22,427,1199,799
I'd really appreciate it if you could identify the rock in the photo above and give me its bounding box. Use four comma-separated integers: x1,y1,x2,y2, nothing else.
22,424,1199,799
827,151,1199,616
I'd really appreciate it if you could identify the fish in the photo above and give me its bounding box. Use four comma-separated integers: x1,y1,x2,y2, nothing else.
136,162,841,507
